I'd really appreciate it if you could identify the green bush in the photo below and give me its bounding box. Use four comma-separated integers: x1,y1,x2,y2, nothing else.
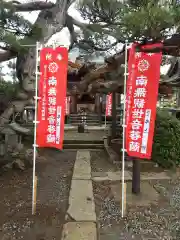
152,109,180,168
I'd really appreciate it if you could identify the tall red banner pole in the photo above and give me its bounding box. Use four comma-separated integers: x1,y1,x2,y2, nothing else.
32,41,40,215
32,43,68,215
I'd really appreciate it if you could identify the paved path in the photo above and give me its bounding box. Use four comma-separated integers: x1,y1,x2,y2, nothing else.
62,150,97,240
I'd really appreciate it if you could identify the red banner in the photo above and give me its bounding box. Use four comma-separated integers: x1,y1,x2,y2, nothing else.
126,43,136,126
37,47,68,149
106,94,112,116
65,96,70,115
126,43,162,159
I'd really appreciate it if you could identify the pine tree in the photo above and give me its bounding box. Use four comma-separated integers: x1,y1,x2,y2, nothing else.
0,0,35,52
77,0,180,50
0,0,179,140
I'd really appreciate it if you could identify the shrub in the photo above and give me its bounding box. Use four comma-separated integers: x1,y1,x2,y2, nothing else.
152,109,180,168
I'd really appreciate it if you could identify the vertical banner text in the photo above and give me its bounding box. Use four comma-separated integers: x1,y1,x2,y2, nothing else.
126,43,162,159
37,47,68,149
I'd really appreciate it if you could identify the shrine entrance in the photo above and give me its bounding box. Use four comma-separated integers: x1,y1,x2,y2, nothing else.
67,93,106,126
77,94,95,113
69,93,106,114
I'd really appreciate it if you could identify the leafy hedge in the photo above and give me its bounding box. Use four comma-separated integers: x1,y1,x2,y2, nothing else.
152,109,180,168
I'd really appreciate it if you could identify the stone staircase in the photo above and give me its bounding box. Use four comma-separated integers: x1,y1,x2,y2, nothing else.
63,139,104,149
63,127,106,149
68,109,123,127
68,113,101,126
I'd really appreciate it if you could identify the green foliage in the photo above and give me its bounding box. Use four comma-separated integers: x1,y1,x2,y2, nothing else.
0,0,41,53
78,0,121,24
121,1,176,40
78,0,180,48
0,79,19,98
152,109,180,168
0,79,19,115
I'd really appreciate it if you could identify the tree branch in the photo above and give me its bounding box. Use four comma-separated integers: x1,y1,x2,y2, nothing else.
0,50,16,62
89,80,123,94
68,14,123,51
66,14,77,50
69,14,93,36
12,1,55,12
77,39,121,51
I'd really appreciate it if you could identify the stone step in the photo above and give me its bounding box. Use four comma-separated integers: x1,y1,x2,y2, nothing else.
70,113,99,116
69,121,100,124
64,139,104,144
69,120,100,123
63,143,104,149
69,122,100,125
91,171,132,181
69,115,99,119
69,116,99,119
69,118,99,121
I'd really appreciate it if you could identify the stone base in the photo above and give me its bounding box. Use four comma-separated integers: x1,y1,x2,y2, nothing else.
141,171,170,180
67,150,96,222
62,222,97,240
91,171,132,181
67,179,96,221
111,181,159,207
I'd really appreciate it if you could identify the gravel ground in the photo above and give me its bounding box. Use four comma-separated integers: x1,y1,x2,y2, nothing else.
90,150,119,172
93,177,180,240
0,149,76,240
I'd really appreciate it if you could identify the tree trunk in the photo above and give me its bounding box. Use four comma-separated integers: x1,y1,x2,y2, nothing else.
0,0,69,152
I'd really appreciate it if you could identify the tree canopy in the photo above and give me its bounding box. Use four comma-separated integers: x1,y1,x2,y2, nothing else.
1,0,180,60
75,0,180,54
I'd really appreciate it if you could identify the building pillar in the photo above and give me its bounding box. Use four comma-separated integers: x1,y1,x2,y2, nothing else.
116,93,121,106
70,95,77,113
111,92,117,138
95,93,100,113
94,93,102,125
102,94,106,113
